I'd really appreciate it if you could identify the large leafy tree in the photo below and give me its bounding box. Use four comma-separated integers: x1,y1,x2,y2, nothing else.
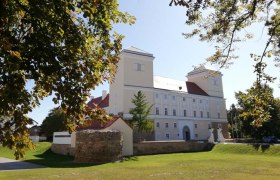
235,84,280,139
0,0,135,159
170,0,280,127
129,91,153,133
41,108,67,141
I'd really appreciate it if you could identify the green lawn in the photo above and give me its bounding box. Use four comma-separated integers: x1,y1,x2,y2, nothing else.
1,142,280,179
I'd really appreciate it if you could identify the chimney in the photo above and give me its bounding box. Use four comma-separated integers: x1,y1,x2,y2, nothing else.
102,90,107,100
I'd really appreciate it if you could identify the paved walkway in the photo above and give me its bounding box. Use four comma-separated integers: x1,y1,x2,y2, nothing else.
0,157,46,171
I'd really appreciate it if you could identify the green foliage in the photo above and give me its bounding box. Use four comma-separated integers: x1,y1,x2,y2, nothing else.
0,0,135,159
170,0,280,129
129,91,153,133
40,108,67,140
235,84,280,139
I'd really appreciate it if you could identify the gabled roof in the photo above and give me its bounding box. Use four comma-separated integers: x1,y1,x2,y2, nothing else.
186,82,208,96
122,46,154,58
87,94,109,109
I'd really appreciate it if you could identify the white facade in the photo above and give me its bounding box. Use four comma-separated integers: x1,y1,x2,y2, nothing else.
108,47,228,141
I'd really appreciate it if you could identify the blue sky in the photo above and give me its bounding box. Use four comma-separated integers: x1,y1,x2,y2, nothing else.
28,0,280,125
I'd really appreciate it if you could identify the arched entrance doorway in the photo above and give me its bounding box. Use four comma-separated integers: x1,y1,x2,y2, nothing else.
183,126,190,141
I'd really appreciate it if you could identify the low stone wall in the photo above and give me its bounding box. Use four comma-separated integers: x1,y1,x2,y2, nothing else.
134,140,210,155
74,130,122,163
51,144,75,156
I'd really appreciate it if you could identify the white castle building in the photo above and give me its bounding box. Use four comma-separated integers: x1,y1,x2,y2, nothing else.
89,47,229,141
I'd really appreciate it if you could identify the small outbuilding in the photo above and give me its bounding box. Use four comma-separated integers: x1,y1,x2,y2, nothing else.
77,117,133,156
52,117,133,157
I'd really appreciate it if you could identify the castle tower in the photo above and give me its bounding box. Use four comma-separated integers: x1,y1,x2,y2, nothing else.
186,66,224,98
108,47,154,116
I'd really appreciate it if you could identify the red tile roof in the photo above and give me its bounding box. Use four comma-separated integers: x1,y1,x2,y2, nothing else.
77,116,119,131
186,82,209,96
87,94,109,109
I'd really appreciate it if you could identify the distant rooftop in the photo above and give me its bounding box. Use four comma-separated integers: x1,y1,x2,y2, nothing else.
122,46,154,58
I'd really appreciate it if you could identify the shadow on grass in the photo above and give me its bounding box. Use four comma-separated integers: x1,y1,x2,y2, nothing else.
24,149,106,168
251,143,271,152
121,156,138,162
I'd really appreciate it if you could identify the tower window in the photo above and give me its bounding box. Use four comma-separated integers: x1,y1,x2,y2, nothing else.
134,63,144,71
184,109,187,117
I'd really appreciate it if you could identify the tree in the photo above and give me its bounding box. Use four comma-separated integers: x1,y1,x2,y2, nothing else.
0,0,135,159
227,104,242,139
170,0,280,127
41,108,67,141
235,84,280,139
129,91,153,133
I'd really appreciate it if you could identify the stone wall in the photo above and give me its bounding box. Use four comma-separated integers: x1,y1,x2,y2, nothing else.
134,140,210,155
51,144,75,156
74,130,122,163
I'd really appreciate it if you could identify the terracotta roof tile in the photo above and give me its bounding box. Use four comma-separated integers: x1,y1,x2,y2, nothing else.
87,94,109,109
77,116,119,131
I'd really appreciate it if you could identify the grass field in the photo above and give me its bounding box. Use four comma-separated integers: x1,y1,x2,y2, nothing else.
1,142,280,179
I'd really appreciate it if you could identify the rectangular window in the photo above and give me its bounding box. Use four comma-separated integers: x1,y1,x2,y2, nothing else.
165,123,169,128
174,123,177,128
156,93,159,98
173,109,176,116
200,111,203,118
172,96,175,100
200,99,202,103
156,122,160,128
184,109,187,117
194,124,198,128
165,108,168,115
193,111,196,117
156,107,159,115
218,112,220,119
166,133,170,139
195,134,198,138
207,112,210,118
193,98,196,102
183,97,186,101
164,94,167,99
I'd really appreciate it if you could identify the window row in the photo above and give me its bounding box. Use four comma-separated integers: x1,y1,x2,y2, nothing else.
155,93,207,104
156,122,177,128
156,107,187,117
